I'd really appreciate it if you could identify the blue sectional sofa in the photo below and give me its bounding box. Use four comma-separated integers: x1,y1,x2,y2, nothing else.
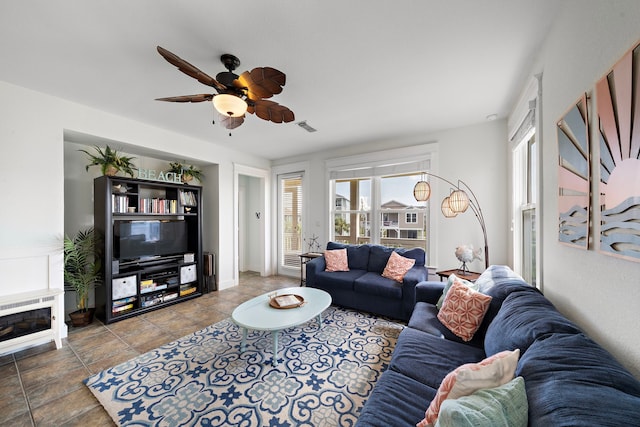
356,267,640,426
305,242,428,321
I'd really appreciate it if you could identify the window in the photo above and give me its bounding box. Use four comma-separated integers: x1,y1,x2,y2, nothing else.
331,173,428,248
509,76,539,286
333,179,371,242
326,145,434,256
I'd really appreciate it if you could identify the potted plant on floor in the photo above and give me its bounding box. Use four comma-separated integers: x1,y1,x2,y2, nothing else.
80,145,136,177
64,228,101,327
168,162,204,184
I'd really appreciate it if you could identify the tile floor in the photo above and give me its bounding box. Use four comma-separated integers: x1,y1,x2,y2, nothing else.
0,272,298,426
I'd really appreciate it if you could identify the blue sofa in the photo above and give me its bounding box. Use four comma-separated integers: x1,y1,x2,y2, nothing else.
305,242,428,321
356,267,640,426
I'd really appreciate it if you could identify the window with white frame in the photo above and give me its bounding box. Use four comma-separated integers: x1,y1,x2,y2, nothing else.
509,76,539,286
327,146,435,255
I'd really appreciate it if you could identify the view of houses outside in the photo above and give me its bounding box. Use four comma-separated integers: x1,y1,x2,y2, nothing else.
333,174,428,248
282,173,428,271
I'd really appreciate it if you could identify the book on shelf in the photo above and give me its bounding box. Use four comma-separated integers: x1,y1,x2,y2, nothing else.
179,190,197,207
141,295,163,307
112,303,134,314
140,279,168,294
163,293,178,302
113,296,137,307
138,198,178,214
179,286,197,297
112,194,130,213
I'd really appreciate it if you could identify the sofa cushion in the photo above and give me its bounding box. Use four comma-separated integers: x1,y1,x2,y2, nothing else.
367,245,394,273
389,327,486,390
418,349,520,427
435,376,528,427
324,248,349,271
409,280,522,349
517,333,640,426
326,242,371,270
484,289,583,356
409,302,485,349
312,269,367,291
382,251,416,282
356,369,437,427
438,280,492,342
475,265,526,293
354,272,402,299
395,246,426,266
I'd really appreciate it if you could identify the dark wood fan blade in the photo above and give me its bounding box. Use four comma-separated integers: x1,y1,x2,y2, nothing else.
218,114,244,129
250,100,295,123
155,94,214,103
157,46,226,92
237,67,286,100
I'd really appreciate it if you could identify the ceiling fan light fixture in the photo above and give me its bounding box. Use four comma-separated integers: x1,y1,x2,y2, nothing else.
213,94,248,117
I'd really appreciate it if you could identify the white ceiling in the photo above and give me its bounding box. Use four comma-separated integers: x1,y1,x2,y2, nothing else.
0,1,560,160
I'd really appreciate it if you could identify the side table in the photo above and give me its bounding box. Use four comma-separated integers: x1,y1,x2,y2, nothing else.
436,268,482,283
299,252,323,285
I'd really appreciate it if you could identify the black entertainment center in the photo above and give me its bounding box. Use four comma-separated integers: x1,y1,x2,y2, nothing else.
93,175,203,324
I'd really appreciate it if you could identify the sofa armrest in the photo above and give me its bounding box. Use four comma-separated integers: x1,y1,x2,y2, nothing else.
400,265,428,318
415,281,445,305
305,256,326,288
402,265,428,288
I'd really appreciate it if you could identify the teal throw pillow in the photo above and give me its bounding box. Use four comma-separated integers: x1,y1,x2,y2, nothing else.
436,273,478,309
434,376,528,427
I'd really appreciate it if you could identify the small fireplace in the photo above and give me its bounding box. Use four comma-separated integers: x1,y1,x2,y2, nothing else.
0,289,63,355
0,307,52,342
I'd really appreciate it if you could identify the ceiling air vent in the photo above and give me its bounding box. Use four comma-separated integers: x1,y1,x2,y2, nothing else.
297,121,317,133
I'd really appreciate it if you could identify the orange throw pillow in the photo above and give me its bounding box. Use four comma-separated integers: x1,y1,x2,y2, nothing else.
324,249,349,272
437,279,492,341
382,251,416,282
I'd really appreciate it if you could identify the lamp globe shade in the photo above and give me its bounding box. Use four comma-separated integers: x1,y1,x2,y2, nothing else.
413,181,431,202
441,197,458,218
448,189,470,213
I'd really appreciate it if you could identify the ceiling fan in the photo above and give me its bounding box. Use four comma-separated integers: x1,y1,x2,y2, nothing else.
155,46,295,130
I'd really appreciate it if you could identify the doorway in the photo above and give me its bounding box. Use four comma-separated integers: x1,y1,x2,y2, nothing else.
234,164,270,284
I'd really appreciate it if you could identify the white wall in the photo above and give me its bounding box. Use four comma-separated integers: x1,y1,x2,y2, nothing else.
273,119,509,273
523,0,640,377
0,81,271,342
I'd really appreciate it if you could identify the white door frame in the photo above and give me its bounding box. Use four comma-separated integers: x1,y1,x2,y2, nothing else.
233,163,271,283
272,161,310,276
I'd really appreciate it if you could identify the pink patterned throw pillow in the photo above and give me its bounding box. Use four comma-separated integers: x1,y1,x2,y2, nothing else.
324,249,349,272
382,251,416,282
416,349,520,427
437,279,492,341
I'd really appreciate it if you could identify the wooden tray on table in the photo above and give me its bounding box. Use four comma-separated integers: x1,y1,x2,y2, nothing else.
269,294,305,309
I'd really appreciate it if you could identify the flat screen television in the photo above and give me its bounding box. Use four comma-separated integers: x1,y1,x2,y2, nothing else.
114,220,188,262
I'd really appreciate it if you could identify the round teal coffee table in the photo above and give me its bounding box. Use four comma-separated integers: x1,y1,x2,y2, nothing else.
231,286,332,366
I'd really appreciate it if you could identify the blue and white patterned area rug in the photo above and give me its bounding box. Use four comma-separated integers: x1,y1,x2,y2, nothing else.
84,306,403,426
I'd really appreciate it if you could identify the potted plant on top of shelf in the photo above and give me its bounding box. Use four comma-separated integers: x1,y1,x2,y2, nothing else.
80,145,136,177
168,162,204,184
63,228,101,327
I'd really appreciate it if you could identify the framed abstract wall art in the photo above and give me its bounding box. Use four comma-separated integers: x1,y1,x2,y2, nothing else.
596,42,640,261
557,94,590,249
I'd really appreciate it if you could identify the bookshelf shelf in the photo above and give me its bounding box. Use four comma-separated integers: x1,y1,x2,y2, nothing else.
93,176,204,324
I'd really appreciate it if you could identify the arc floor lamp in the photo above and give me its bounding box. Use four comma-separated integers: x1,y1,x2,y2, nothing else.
413,172,489,270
